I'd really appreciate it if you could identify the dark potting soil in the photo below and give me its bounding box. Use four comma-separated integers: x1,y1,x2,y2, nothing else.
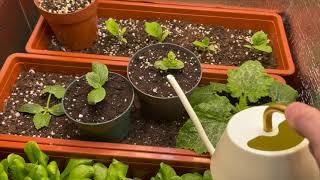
63,74,133,123
39,0,92,14
0,70,185,147
49,18,277,68
128,45,201,97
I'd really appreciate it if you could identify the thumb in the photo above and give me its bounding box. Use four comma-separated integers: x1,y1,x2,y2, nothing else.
285,102,320,165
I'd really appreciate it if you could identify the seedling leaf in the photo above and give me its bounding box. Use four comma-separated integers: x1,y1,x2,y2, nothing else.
254,45,272,53
18,103,44,114
106,18,120,37
86,72,102,89
92,63,109,85
48,103,65,116
87,87,106,105
145,22,169,42
41,85,65,99
245,31,272,53
154,51,184,71
33,112,51,130
193,37,219,53
161,30,170,42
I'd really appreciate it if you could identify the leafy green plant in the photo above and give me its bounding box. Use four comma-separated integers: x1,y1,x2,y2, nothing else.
86,63,109,105
244,31,272,53
176,60,298,154
18,85,66,130
144,22,170,42
105,18,127,43
151,162,212,180
193,37,219,53
154,51,184,71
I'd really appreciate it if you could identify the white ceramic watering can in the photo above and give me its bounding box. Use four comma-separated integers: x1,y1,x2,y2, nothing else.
167,75,320,180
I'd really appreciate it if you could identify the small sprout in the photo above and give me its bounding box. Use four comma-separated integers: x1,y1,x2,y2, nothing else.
244,31,272,53
193,37,219,53
17,85,66,130
105,18,127,43
154,51,184,71
86,63,109,105
144,22,170,42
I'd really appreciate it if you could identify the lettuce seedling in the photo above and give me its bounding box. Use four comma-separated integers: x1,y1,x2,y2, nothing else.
105,18,127,43
154,51,184,71
86,63,109,105
145,22,170,42
244,31,272,53
18,85,65,130
176,60,298,154
193,37,219,53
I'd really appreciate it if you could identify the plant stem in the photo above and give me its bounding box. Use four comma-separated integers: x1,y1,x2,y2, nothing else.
46,93,52,109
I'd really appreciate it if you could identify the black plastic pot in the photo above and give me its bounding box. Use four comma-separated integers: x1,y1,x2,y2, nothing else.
127,43,202,120
62,72,134,142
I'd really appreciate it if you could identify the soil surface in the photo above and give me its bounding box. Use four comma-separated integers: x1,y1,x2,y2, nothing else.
128,44,201,97
49,18,277,68
0,70,185,147
39,0,92,14
63,74,133,123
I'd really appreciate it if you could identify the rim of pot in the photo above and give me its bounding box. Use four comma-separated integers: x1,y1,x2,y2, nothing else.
34,0,96,15
127,43,202,100
62,72,135,126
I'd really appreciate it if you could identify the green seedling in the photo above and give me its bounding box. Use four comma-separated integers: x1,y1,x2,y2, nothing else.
145,22,170,42
244,31,272,53
193,37,219,53
18,85,66,130
105,18,127,43
86,63,109,105
154,51,184,71
177,60,298,154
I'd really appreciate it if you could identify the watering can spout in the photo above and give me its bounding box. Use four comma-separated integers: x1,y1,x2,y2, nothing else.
167,75,215,155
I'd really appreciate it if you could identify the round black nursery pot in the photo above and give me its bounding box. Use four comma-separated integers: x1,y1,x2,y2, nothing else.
62,72,134,142
128,43,202,120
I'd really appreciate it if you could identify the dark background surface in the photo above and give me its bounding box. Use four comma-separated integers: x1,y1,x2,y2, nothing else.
0,0,319,107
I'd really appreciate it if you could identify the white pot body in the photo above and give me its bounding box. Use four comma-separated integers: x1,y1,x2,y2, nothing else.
210,106,319,180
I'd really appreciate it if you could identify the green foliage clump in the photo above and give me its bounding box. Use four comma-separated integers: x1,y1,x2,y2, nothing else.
154,51,184,71
145,22,170,42
106,18,128,43
244,31,272,53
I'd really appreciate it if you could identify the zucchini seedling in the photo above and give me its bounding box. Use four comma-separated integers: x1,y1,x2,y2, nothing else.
18,85,66,130
86,63,109,105
193,37,219,53
244,31,272,53
105,18,128,43
145,22,170,42
154,51,184,71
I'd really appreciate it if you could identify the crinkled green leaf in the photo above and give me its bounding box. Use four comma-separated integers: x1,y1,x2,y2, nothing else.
251,31,268,46
24,141,49,167
154,61,169,71
227,60,274,103
18,103,44,114
181,173,202,180
154,51,184,70
67,165,94,179
61,159,93,180
106,159,128,180
269,80,298,105
47,161,60,180
177,95,233,154
189,83,229,106
33,112,51,130
145,22,163,41
48,103,65,116
41,85,65,99
193,95,235,122
106,18,120,37
92,63,109,85
86,72,102,89
203,170,213,180
254,45,272,53
87,87,106,105
93,163,107,180
151,163,179,180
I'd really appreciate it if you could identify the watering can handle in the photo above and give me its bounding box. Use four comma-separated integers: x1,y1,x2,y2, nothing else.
167,75,215,155
263,104,287,132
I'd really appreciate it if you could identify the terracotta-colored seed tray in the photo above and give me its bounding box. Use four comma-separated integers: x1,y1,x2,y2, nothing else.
26,0,294,76
0,53,285,164
0,140,210,179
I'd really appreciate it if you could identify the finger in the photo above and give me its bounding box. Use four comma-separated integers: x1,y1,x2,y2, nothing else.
285,102,320,165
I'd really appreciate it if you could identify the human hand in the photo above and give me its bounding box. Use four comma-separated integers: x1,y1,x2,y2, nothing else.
286,102,320,167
